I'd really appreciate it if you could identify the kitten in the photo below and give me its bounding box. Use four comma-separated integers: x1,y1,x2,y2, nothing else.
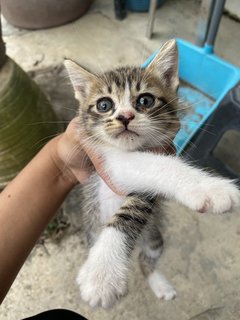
64,39,239,308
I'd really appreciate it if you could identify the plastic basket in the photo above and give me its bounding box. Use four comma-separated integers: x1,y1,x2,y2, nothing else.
142,38,240,154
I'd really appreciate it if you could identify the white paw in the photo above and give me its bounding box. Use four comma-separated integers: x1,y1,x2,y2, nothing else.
179,177,240,214
77,228,129,308
77,257,128,308
148,271,176,300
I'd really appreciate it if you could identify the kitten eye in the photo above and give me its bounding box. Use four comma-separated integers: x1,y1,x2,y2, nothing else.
97,98,113,113
136,94,155,108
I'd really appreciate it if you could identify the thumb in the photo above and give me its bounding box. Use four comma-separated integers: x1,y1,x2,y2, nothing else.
78,126,125,196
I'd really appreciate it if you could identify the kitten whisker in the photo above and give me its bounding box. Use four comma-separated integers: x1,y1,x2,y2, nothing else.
149,119,215,136
26,121,70,126
177,95,215,111
148,116,214,128
146,127,195,157
158,97,179,111
32,132,62,149
60,143,81,175
61,106,78,112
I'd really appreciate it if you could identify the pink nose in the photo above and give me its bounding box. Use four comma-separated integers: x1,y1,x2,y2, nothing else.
116,112,135,126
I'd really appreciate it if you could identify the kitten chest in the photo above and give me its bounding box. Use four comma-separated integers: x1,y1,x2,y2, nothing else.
97,178,125,225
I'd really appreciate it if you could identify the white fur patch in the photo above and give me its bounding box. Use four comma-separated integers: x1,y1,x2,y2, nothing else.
142,245,163,259
175,176,240,214
148,271,176,300
98,178,125,224
116,80,136,115
122,81,131,110
77,227,129,308
102,149,240,214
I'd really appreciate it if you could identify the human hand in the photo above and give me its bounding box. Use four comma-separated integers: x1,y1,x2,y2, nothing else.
49,117,93,185
50,117,177,192
51,117,123,193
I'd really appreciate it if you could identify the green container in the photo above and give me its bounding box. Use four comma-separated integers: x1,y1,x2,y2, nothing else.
0,58,63,188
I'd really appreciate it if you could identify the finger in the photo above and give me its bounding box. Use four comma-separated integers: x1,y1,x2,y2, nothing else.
78,126,125,196
86,150,125,196
65,117,81,141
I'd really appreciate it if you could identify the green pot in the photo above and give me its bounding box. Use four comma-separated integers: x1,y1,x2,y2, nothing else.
0,15,7,68
0,58,63,188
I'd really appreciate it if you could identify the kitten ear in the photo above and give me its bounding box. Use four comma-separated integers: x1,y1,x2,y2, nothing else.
147,39,179,92
64,59,98,100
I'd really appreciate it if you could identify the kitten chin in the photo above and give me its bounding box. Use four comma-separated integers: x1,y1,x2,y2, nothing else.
99,124,170,152
99,131,151,152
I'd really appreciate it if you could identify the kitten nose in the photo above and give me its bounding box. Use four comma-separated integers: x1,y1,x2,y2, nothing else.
116,112,135,126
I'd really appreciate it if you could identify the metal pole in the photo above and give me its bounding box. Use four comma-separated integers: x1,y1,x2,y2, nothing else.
114,0,127,20
205,0,226,48
196,0,215,47
146,0,158,39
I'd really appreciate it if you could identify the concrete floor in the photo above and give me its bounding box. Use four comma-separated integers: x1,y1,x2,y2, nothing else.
1,0,240,319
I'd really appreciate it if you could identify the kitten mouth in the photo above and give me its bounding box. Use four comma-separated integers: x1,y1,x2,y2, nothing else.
115,129,139,138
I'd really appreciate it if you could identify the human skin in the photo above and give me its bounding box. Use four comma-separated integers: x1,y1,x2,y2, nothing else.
0,117,175,303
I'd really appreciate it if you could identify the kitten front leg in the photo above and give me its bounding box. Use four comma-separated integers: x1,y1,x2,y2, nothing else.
174,174,240,214
77,227,129,308
77,194,154,308
104,150,240,214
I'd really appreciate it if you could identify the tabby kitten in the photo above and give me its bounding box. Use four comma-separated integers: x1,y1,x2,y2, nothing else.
64,40,239,308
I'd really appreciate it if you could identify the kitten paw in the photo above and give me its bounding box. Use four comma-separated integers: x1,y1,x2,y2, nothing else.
77,228,129,308
148,271,176,300
77,258,128,308
179,177,240,214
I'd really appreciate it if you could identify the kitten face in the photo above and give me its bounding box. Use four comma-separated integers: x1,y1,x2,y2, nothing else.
65,39,180,151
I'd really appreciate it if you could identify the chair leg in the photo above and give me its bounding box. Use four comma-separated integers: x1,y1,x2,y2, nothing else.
146,0,158,39
195,0,215,47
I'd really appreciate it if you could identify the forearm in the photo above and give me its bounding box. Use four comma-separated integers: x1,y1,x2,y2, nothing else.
0,138,75,303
